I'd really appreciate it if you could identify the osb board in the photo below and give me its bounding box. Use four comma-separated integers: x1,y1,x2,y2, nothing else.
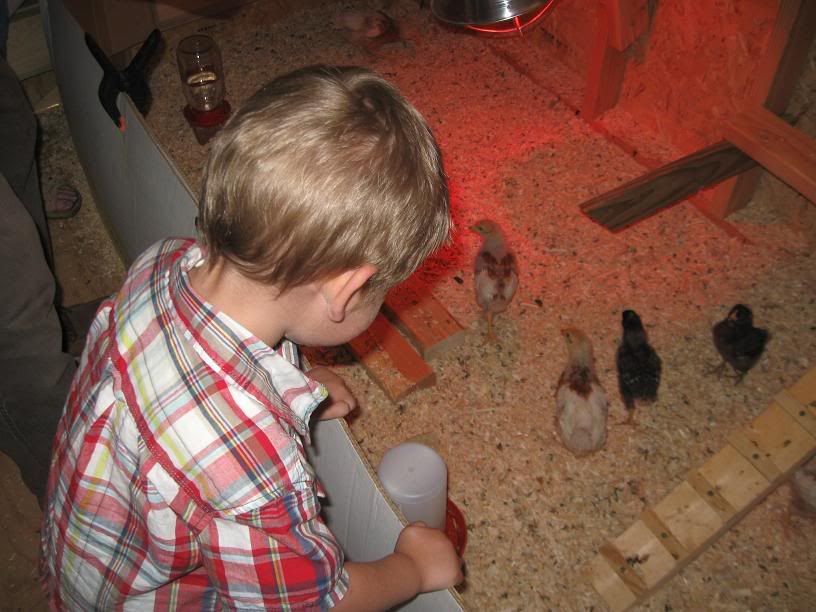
537,0,597,75
36,1,816,611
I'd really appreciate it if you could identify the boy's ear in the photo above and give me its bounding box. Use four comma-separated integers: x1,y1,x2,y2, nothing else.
322,264,378,322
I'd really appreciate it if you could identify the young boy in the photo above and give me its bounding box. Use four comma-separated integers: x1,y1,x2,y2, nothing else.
41,65,462,610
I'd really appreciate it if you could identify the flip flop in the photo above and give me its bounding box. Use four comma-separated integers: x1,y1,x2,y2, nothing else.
46,185,82,219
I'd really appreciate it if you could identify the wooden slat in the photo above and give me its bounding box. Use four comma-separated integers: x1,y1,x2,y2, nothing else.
590,367,816,611
686,470,737,522
347,313,436,402
579,141,756,230
724,105,816,204
589,553,638,612
604,0,649,51
598,543,648,596
383,278,465,361
639,508,688,562
774,389,816,438
707,0,816,218
582,3,628,120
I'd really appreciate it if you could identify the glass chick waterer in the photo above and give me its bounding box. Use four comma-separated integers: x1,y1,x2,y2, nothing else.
176,34,231,145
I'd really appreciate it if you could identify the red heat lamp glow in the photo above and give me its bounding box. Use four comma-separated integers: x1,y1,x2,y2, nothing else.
465,2,558,36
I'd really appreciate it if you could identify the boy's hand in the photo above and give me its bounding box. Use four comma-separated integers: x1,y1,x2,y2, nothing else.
308,366,357,420
394,523,463,593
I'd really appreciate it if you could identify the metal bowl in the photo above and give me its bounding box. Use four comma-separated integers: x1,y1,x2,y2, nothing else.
430,0,552,26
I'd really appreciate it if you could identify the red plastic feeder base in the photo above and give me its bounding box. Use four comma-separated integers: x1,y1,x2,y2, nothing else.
183,101,231,144
444,499,467,557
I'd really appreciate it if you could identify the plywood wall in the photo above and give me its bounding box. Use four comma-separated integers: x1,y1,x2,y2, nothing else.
541,0,778,153
539,0,815,241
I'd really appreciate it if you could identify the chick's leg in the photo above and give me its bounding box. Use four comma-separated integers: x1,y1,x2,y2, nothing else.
707,360,727,377
619,391,637,426
485,311,497,343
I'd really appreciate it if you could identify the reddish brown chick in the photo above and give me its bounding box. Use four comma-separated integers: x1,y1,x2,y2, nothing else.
555,328,608,456
471,219,518,342
333,10,404,55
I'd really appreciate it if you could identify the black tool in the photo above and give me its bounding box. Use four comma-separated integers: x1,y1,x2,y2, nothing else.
84,29,161,131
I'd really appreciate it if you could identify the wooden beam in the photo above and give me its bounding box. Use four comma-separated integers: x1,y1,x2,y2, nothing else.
604,0,649,51
582,3,628,120
579,141,757,231
383,278,465,361
724,105,816,204
346,313,436,402
589,367,816,612
706,0,816,218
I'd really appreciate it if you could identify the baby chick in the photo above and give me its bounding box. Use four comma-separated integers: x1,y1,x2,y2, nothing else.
471,219,518,342
615,310,662,425
790,456,816,519
555,328,608,456
333,10,403,55
711,304,769,384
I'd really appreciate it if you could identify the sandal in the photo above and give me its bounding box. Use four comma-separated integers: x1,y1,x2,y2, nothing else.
46,185,82,219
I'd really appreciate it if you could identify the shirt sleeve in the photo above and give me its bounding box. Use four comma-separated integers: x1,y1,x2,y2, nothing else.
198,487,349,610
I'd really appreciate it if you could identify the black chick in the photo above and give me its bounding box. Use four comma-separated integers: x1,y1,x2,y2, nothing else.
712,304,769,384
616,310,662,425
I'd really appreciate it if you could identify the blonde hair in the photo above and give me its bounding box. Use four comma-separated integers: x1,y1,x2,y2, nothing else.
198,65,450,296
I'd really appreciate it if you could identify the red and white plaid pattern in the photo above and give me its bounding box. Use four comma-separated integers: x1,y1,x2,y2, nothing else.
41,239,348,610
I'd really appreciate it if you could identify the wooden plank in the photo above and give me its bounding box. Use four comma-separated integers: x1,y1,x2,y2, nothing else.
582,4,628,120
639,508,688,562
604,0,649,51
724,105,816,204
697,445,769,515
707,0,816,218
589,553,638,612
613,519,679,589
686,470,738,522
652,481,724,552
590,367,816,611
598,543,648,596
785,360,816,404
383,278,465,361
346,313,436,402
579,141,757,231
774,389,816,438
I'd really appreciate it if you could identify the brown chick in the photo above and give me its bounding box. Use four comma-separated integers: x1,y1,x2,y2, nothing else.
471,219,518,342
555,328,608,457
333,10,404,55
790,456,816,519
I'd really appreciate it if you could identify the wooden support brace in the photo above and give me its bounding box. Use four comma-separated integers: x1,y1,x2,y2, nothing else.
579,141,757,231
724,105,816,205
604,0,650,51
310,279,463,402
706,0,816,218
383,278,466,361
589,366,816,611
347,313,436,402
582,3,628,120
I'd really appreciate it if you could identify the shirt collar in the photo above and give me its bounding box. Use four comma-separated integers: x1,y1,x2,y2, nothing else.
168,242,327,436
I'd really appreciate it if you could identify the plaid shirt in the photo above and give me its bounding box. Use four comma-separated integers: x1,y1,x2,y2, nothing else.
41,239,349,610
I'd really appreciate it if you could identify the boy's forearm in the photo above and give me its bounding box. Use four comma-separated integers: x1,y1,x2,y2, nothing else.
332,553,421,612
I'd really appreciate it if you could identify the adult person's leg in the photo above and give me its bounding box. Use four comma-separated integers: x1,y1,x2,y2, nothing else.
0,173,75,504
